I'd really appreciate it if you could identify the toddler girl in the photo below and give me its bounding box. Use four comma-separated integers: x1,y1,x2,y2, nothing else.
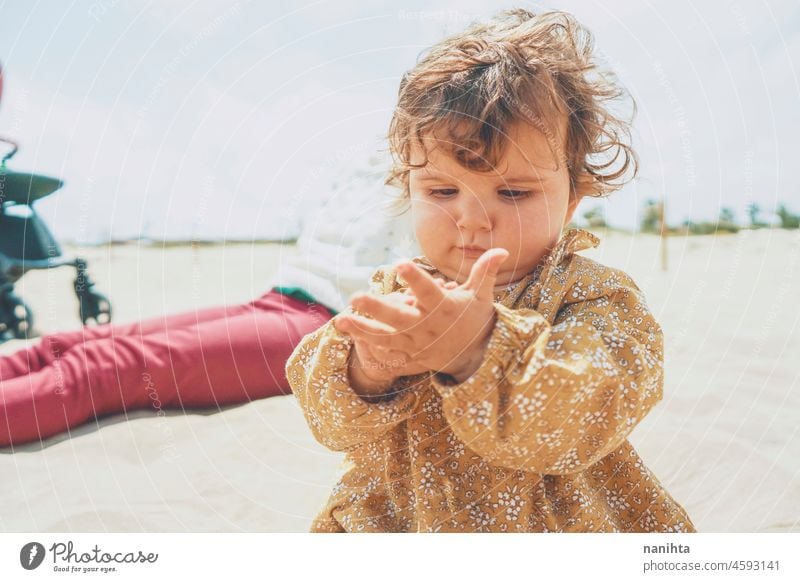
286,8,696,533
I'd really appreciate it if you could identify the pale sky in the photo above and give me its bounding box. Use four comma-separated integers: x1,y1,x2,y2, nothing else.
1,0,798,242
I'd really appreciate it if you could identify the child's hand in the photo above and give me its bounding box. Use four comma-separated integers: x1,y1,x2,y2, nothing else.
337,249,509,383
333,292,431,398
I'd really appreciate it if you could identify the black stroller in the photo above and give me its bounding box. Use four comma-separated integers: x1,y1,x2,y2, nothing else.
0,63,112,343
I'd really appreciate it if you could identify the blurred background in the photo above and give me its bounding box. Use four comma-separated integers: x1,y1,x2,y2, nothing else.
1,0,799,244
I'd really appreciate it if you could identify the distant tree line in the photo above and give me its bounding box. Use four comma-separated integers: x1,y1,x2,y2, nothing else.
575,200,800,234
673,201,799,234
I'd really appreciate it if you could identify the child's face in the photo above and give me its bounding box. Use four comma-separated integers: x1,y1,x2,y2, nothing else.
409,120,579,288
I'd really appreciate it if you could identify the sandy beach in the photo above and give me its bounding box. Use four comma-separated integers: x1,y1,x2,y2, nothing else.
1,229,798,532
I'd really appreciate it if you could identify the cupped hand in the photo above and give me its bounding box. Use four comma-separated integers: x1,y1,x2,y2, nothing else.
334,292,430,384
336,250,509,381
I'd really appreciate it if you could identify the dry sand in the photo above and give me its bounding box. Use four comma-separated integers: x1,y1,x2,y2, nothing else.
1,229,798,532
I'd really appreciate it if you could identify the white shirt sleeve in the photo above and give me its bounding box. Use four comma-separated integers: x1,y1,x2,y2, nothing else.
269,176,419,313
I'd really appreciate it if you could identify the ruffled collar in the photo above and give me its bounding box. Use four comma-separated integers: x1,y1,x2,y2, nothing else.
409,228,600,301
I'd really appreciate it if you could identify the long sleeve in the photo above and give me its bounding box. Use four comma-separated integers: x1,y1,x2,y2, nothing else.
286,266,424,453
430,276,664,475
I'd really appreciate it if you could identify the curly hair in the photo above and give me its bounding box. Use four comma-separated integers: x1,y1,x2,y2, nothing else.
385,8,638,212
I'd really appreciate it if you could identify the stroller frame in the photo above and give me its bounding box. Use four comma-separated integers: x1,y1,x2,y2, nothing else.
0,135,112,343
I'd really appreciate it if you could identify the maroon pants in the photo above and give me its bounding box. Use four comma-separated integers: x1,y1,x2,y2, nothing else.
0,290,333,447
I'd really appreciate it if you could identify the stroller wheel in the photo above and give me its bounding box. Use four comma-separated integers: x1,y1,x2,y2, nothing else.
73,258,113,326
79,289,112,326
0,288,35,341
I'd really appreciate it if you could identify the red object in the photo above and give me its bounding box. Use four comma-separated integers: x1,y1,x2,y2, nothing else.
0,290,332,447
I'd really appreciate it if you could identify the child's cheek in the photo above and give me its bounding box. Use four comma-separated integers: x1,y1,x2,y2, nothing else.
412,204,450,249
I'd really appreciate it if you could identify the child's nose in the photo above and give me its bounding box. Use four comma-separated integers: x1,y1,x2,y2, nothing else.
454,193,492,231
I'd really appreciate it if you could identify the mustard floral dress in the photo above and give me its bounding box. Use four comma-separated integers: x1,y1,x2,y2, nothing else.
286,228,696,533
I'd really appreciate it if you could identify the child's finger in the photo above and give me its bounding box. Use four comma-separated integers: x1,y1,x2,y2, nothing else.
350,293,420,330
394,261,445,309
434,278,458,290
398,291,418,308
462,248,509,301
386,290,418,307
332,314,351,335
338,315,415,353
336,312,396,337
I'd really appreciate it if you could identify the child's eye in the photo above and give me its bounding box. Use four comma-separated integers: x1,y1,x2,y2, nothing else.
499,190,532,199
429,189,458,197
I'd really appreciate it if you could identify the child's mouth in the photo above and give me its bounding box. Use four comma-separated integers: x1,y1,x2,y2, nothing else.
457,246,486,258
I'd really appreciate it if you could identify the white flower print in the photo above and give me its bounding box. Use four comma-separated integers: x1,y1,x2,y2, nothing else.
571,282,587,300
606,330,625,350
466,400,492,428
365,476,382,493
329,370,347,385
295,346,313,371
419,461,444,496
310,376,329,396
569,488,587,505
513,391,547,421
570,383,596,405
536,429,564,449
493,486,526,522
539,286,553,305
422,395,443,420
582,410,609,429
326,402,345,426
467,502,497,532
445,432,465,459
550,447,581,473
604,487,632,512
639,509,658,531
